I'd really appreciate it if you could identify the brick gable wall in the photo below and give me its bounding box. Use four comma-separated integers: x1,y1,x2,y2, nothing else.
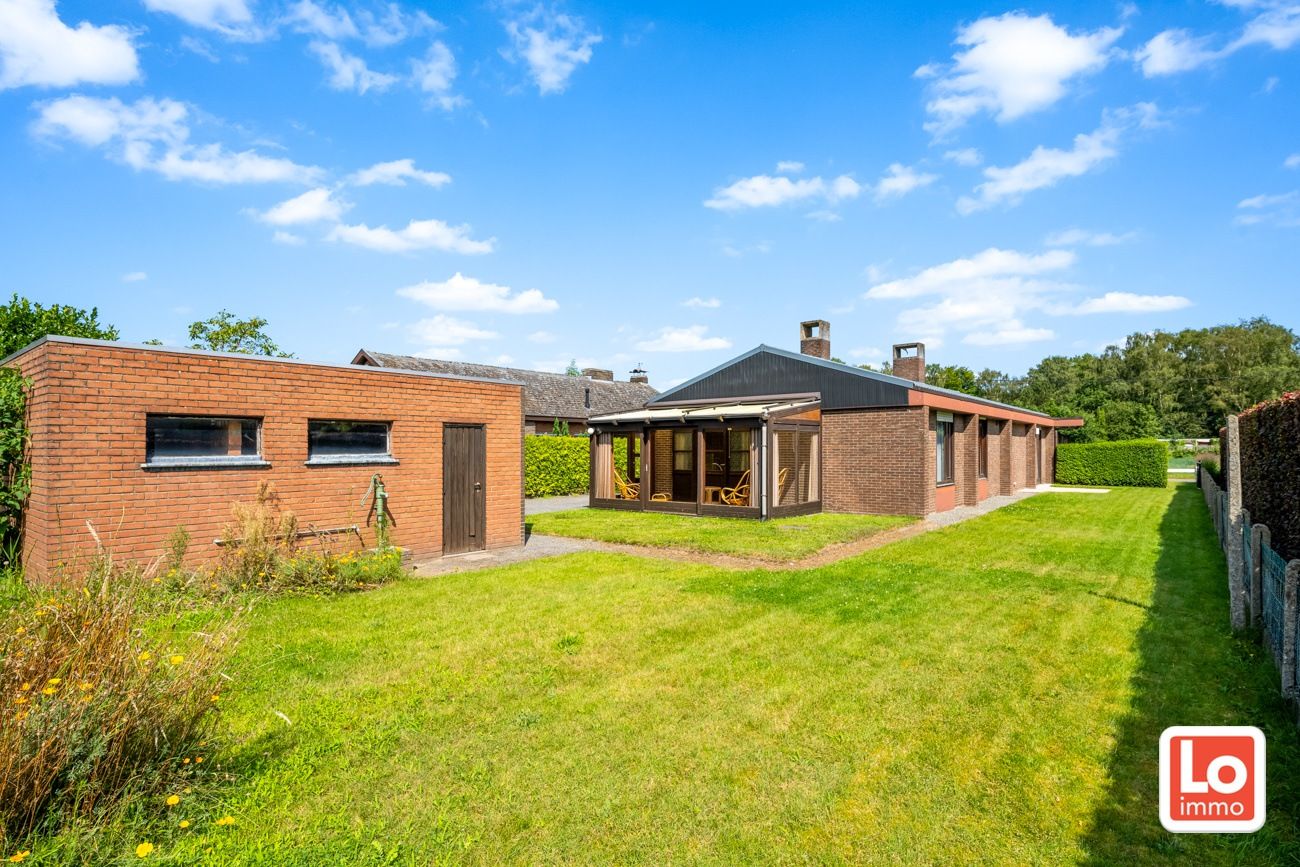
821,407,928,516
13,342,523,581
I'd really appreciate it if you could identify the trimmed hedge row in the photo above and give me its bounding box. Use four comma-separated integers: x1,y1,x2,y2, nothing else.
1239,391,1300,560
1055,439,1167,487
524,435,590,498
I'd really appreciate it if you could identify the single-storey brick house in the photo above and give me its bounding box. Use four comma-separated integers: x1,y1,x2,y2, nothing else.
6,337,525,581
352,350,656,436
587,321,1083,519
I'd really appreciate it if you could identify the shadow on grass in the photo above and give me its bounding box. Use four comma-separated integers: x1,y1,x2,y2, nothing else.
1079,484,1300,864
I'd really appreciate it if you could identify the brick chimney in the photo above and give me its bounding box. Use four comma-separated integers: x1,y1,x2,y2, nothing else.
892,342,925,382
582,367,614,381
800,320,830,359
629,365,649,385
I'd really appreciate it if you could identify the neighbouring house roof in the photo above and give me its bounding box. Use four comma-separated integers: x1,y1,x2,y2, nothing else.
647,344,1083,426
590,398,819,425
353,349,658,422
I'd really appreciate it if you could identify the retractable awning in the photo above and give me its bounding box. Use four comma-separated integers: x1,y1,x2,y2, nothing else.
589,399,818,425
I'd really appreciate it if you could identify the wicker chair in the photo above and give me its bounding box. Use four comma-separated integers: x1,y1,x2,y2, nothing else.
720,469,751,506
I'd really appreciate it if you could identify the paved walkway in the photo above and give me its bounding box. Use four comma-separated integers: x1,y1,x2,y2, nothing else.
525,494,588,515
411,485,1103,576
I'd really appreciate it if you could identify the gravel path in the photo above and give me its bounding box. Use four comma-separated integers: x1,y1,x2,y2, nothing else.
525,494,589,515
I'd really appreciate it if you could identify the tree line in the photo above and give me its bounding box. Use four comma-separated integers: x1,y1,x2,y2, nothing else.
850,318,1300,440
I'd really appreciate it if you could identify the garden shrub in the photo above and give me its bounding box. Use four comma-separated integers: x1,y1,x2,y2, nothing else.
0,555,238,850
524,436,590,497
1055,439,1167,487
1239,391,1300,560
0,370,29,571
1200,458,1222,486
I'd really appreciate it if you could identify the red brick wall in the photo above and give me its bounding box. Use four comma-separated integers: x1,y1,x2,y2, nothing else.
13,341,524,581
821,406,928,516
1009,423,1028,491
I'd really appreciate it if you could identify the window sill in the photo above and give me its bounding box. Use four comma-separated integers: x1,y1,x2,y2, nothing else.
142,458,270,471
304,456,399,467
936,481,955,488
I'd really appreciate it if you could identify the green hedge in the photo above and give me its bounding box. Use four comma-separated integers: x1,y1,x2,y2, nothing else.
1055,439,1167,487
524,436,590,497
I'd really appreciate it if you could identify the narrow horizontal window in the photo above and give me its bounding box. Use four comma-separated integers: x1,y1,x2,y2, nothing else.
145,415,262,467
306,420,394,464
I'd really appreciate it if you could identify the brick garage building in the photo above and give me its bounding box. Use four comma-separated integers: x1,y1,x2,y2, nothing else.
586,321,1082,519
5,337,524,580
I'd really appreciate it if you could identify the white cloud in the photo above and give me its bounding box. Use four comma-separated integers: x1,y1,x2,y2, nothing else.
635,325,732,352
412,41,465,110
683,296,721,308
1044,227,1137,247
272,230,305,245
180,35,220,62
805,209,842,222
874,163,939,201
527,330,557,343
704,173,861,211
866,248,1076,300
504,7,601,95
327,218,495,254
1236,190,1300,226
1136,29,1222,76
255,187,348,225
1138,2,1300,77
350,158,450,188
943,148,982,166
920,12,1122,135
142,0,255,35
309,41,398,94
963,321,1056,345
34,95,322,185
0,0,139,89
121,271,147,282
775,160,805,173
409,314,498,348
956,105,1159,213
1069,291,1191,314
286,1,437,46
396,272,558,313
1286,153,1300,168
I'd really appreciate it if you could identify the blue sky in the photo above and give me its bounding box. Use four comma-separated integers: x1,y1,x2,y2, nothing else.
1,0,1298,386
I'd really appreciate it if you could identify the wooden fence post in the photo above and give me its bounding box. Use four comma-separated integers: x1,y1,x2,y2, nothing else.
1226,416,1247,629
1284,560,1300,698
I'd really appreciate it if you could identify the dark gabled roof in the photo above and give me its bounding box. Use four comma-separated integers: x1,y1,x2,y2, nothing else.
649,344,1062,420
353,350,658,421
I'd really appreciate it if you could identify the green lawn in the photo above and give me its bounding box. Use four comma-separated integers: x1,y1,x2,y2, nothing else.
528,508,914,560
95,486,1299,864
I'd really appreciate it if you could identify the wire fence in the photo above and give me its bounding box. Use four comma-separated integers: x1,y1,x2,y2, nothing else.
1201,441,1300,700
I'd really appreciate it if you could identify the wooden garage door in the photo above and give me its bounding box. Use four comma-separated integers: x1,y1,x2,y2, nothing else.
443,424,486,555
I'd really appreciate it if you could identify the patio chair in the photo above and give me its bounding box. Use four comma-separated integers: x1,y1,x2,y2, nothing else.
720,469,751,506
612,468,639,500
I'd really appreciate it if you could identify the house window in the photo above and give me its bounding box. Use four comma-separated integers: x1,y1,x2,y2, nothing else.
978,419,989,479
306,420,394,464
728,429,751,473
145,415,262,467
936,416,955,484
672,430,693,471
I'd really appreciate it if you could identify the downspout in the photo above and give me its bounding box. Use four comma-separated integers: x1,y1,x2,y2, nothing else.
760,419,769,520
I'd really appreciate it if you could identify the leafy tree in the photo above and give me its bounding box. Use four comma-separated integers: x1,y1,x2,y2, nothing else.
188,310,292,357
925,363,978,395
0,293,118,356
565,359,581,376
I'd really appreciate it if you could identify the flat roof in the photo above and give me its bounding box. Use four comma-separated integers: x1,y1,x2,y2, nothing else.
590,398,819,425
0,336,524,389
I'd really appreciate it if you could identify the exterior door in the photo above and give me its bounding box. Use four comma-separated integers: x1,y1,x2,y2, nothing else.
443,424,486,554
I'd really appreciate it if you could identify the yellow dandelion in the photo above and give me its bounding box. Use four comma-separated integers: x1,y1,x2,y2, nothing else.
14,626,24,635
13,712,28,722
169,655,184,665
179,820,190,829
41,687,56,696
182,758,190,765
215,816,235,826
210,694,220,703
138,651,152,662
19,683,31,692
14,696,27,706
194,757,204,764
8,851,32,863
135,841,154,858
166,794,180,806
78,681,93,691
46,678,61,686
80,694,92,703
